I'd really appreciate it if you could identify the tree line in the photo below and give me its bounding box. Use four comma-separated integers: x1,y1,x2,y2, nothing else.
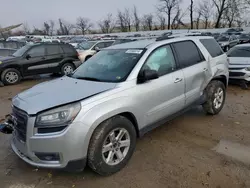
13,0,250,35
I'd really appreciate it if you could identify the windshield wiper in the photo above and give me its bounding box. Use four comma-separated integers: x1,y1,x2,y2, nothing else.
74,77,102,82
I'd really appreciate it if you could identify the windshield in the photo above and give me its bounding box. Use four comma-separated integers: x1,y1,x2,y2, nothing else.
71,49,144,82
218,36,229,42
78,41,97,50
12,45,31,57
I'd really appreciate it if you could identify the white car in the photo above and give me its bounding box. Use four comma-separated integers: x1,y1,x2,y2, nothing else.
77,40,114,62
227,44,250,88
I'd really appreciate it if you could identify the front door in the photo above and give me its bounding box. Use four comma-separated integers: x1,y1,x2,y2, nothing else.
136,45,185,127
22,45,49,76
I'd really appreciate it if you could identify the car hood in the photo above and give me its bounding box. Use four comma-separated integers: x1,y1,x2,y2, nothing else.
12,76,117,115
0,56,19,63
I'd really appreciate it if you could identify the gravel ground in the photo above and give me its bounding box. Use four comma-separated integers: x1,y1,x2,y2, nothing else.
0,78,250,188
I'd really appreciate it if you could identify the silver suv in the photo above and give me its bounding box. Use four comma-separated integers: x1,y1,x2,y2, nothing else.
8,36,228,175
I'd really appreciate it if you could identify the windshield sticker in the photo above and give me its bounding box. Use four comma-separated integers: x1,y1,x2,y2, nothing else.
126,50,143,54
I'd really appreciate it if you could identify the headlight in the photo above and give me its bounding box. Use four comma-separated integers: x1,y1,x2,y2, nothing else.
35,102,81,127
245,67,250,71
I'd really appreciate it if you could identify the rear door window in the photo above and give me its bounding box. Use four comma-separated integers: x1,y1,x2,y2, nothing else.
61,45,75,54
103,41,114,47
200,38,224,57
173,41,204,68
46,45,63,55
95,42,106,49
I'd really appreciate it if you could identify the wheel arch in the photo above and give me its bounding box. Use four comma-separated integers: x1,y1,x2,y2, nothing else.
211,75,228,88
1,64,23,76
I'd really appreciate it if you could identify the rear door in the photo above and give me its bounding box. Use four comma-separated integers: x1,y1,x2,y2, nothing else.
172,40,207,106
22,45,48,76
44,44,65,73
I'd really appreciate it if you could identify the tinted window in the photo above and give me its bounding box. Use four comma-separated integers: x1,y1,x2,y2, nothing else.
228,47,250,57
95,42,106,49
142,45,176,76
103,41,114,47
46,45,63,55
173,41,203,68
28,46,45,57
200,39,224,57
12,45,31,57
61,45,75,54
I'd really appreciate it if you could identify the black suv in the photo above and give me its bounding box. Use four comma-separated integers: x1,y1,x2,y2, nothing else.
0,43,80,85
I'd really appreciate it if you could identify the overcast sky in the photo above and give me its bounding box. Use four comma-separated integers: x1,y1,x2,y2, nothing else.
0,0,190,28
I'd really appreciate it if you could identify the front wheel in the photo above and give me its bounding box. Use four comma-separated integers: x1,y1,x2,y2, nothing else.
61,63,75,75
202,80,226,115
1,68,21,85
88,116,137,176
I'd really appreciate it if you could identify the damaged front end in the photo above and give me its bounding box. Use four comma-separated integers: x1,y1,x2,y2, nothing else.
0,115,15,134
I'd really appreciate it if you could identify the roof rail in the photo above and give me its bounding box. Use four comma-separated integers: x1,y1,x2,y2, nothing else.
156,32,203,41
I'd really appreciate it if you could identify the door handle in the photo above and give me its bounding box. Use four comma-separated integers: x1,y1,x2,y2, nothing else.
174,78,183,83
203,68,208,72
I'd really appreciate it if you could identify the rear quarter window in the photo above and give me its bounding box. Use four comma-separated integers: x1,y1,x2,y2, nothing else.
61,45,76,54
200,38,224,57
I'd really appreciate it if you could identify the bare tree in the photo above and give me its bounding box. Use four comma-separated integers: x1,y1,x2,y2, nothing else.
49,20,55,36
22,22,30,35
43,22,50,35
133,6,141,31
157,13,166,30
195,10,202,29
117,10,127,32
58,19,74,35
190,0,194,29
212,0,230,28
76,17,92,35
171,6,187,29
223,0,241,27
158,0,181,29
99,14,116,33
198,0,213,29
142,14,154,31
124,8,132,32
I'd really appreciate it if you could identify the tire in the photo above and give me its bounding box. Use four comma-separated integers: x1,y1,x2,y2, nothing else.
1,68,21,85
61,63,75,75
88,116,137,176
202,80,226,115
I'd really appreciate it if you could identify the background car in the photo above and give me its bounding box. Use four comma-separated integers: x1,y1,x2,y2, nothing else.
238,34,250,44
0,48,17,57
112,38,137,46
69,36,87,47
77,40,114,62
227,44,250,88
0,43,80,85
217,35,238,51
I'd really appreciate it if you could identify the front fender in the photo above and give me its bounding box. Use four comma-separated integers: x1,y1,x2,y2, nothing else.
76,97,141,155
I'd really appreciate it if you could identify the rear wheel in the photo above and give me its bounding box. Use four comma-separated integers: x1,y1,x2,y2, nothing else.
1,68,21,85
202,80,226,115
61,63,75,75
88,116,136,176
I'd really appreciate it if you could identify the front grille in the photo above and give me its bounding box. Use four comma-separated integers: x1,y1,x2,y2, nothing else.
229,72,246,77
12,107,28,142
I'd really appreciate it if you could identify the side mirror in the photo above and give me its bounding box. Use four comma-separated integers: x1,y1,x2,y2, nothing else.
26,54,31,60
138,69,159,83
94,46,100,52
